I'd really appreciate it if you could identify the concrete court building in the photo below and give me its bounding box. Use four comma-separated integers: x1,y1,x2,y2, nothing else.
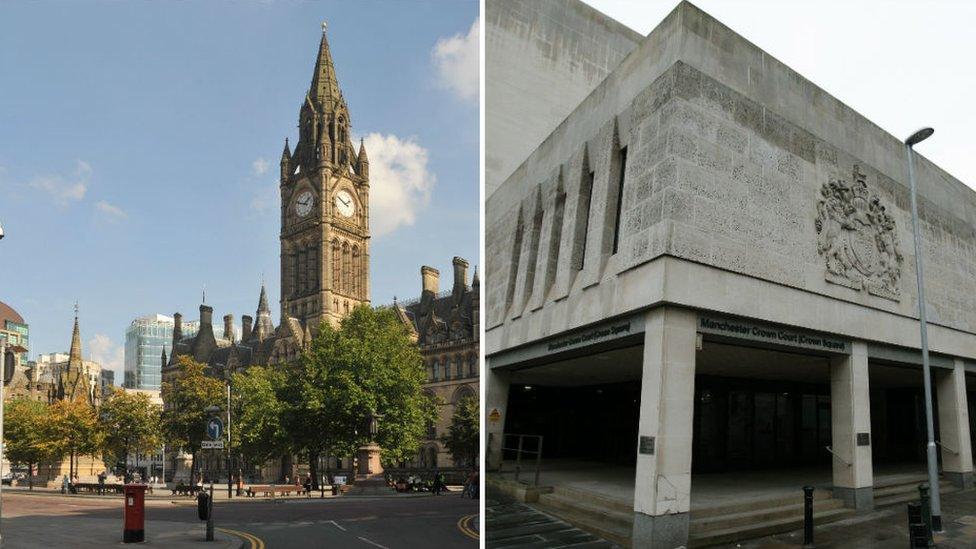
485,1,976,547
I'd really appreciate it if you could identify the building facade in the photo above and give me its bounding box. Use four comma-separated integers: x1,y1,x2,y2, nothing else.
396,257,480,467
125,314,202,389
162,23,371,483
0,300,29,366
486,2,976,547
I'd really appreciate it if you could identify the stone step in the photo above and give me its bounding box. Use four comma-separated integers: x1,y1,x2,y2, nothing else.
537,492,633,531
534,499,633,548
872,479,951,499
874,484,958,509
689,498,844,534
690,489,833,520
548,485,634,514
688,506,857,548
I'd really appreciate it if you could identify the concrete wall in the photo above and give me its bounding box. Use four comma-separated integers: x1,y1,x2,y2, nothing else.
485,0,642,197
486,1,976,361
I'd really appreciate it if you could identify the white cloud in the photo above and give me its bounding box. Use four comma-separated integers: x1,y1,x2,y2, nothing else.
252,157,269,176
95,200,128,221
432,17,480,102
88,334,124,379
29,160,90,205
362,132,435,237
250,180,278,213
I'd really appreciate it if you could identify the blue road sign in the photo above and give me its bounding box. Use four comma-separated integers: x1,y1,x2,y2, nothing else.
206,417,223,440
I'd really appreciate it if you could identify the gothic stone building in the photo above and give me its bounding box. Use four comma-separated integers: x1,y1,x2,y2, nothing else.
487,2,976,547
396,257,480,468
162,23,370,481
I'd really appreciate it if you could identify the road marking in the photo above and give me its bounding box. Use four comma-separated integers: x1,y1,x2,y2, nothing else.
358,536,390,549
217,527,265,549
327,519,347,531
457,514,479,540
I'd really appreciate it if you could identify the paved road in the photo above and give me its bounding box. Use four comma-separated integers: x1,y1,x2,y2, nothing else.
2,490,479,548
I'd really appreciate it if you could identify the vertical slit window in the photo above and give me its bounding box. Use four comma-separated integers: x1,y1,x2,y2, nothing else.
505,211,524,310
576,170,595,271
612,146,628,255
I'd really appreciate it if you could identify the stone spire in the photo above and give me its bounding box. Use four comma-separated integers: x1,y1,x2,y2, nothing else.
472,266,480,287
309,21,345,112
357,138,369,178
254,284,274,341
280,137,292,180
160,347,168,368
68,304,82,367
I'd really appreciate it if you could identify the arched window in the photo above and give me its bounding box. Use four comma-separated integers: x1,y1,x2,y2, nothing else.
352,246,361,296
331,241,340,288
341,242,351,294
455,355,463,378
467,354,478,377
432,360,440,382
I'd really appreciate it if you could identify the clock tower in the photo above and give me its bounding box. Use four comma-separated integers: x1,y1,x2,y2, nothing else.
279,22,370,330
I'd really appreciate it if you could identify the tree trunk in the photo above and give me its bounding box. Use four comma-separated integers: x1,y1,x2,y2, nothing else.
28,463,33,491
309,451,319,490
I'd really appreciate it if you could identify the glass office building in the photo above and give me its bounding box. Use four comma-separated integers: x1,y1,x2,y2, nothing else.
123,315,200,390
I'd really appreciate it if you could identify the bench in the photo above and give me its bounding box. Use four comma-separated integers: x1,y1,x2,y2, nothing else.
244,484,306,497
171,484,202,496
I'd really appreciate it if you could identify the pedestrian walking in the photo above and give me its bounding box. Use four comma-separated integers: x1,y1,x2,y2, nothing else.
97,470,106,495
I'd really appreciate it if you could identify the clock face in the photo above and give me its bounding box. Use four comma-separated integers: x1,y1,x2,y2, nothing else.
335,190,355,218
295,190,314,218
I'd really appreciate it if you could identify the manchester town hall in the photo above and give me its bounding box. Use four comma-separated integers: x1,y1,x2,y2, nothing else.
161,23,478,477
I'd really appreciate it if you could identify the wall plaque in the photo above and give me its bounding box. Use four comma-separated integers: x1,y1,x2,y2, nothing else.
639,436,655,455
857,432,871,447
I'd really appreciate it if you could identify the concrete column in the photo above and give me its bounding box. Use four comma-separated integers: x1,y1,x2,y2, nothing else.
829,341,873,509
486,363,511,471
937,359,973,488
632,307,697,548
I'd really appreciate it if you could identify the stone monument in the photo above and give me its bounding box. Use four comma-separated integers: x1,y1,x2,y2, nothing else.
347,410,392,495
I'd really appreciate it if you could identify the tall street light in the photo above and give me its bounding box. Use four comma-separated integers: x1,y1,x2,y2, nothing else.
905,127,941,532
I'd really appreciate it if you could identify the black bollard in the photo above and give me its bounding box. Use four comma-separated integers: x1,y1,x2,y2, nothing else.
918,484,934,547
907,502,928,548
802,485,815,548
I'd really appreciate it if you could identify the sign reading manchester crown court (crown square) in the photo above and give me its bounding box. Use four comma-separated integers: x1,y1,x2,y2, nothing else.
698,315,850,355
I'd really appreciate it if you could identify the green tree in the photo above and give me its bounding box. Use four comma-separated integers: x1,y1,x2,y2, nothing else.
3,398,57,490
441,395,479,468
99,389,162,474
160,356,225,480
230,366,288,465
49,399,103,480
297,306,436,477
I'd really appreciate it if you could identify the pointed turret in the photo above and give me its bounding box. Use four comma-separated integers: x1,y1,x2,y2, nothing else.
357,138,369,178
254,284,274,340
161,347,168,368
68,312,83,367
309,21,345,112
472,266,480,287
280,138,292,180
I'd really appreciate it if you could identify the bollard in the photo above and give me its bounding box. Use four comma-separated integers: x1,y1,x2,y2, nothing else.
801,486,815,548
907,502,928,548
918,483,934,547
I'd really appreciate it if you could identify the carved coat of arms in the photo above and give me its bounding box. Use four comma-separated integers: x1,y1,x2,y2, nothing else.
815,165,903,301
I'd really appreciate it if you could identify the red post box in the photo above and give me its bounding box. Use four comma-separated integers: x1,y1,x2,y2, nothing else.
123,484,147,543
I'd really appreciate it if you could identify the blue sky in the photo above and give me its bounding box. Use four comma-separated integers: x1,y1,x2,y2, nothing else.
0,1,480,377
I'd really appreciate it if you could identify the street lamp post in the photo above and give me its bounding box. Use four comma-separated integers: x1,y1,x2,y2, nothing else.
203,404,220,542
905,127,942,532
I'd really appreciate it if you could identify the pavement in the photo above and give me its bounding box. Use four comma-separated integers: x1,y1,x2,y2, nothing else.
487,482,976,548
735,487,976,548
486,493,616,548
1,486,479,548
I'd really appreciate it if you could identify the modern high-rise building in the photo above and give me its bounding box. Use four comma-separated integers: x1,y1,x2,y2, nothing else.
123,315,203,390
